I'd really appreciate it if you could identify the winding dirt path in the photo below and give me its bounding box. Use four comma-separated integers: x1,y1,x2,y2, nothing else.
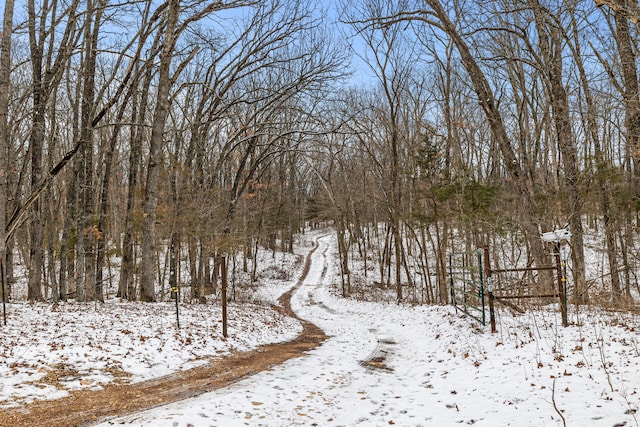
0,242,327,427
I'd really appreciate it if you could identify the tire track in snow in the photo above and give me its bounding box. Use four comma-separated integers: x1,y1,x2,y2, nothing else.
297,235,396,373
360,333,396,372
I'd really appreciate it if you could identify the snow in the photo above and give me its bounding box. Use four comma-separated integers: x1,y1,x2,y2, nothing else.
0,246,306,407
3,231,640,426
0,301,302,405
96,234,639,427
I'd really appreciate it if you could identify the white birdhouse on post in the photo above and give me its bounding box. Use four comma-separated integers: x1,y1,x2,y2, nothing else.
540,228,572,243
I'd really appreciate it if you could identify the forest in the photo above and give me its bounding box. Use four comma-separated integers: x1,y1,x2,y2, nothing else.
0,0,639,308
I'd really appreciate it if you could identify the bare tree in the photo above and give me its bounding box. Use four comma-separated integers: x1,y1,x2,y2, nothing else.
118,61,154,300
345,0,426,302
140,0,181,302
592,0,640,300
152,0,346,301
564,5,622,300
140,0,261,301
0,0,14,302
75,0,107,301
528,1,587,302
361,0,555,282
26,0,82,301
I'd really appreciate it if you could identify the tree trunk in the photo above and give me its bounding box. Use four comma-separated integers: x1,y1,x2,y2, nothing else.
169,232,179,302
27,0,46,301
568,11,621,301
0,0,14,303
189,237,201,301
78,0,103,302
118,65,150,300
96,98,128,302
140,0,180,302
26,0,80,300
336,220,350,297
59,156,81,301
612,1,640,177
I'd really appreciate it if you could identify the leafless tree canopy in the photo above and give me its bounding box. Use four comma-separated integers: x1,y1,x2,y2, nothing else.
1,0,640,307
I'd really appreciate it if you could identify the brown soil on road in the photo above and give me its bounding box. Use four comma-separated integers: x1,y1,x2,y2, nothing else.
0,242,328,427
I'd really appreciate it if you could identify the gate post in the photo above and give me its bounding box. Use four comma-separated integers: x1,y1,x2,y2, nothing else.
221,255,228,338
484,246,496,333
477,249,485,326
555,243,568,327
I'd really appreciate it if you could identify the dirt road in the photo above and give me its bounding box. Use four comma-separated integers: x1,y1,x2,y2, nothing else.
0,242,326,427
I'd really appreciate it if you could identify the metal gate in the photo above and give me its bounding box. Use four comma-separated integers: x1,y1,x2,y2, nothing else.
448,250,485,325
449,246,567,333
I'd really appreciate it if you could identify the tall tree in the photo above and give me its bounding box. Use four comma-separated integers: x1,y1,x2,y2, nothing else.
529,1,587,302
26,0,81,300
76,0,105,301
118,61,153,300
369,0,552,282
0,0,15,302
593,0,640,300
565,6,621,300
345,1,417,301
611,0,640,177
140,0,181,302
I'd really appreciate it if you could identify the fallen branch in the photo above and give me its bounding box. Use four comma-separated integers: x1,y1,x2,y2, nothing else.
552,378,567,427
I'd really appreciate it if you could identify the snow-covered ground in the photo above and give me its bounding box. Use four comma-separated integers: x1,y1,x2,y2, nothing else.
0,239,308,408
94,234,640,427
3,231,640,426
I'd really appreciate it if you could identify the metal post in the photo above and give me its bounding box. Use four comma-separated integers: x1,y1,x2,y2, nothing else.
169,238,179,329
449,254,455,308
563,254,569,325
221,255,228,338
462,253,467,305
1,257,6,326
478,249,485,326
484,246,496,333
173,286,180,329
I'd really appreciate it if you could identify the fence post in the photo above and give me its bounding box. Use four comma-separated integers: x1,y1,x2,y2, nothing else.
221,254,228,338
449,254,455,308
484,246,496,333
477,249,485,326
555,243,568,327
1,257,6,326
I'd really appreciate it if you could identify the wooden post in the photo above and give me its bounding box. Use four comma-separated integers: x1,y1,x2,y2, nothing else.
221,254,228,338
555,243,568,327
484,246,496,333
